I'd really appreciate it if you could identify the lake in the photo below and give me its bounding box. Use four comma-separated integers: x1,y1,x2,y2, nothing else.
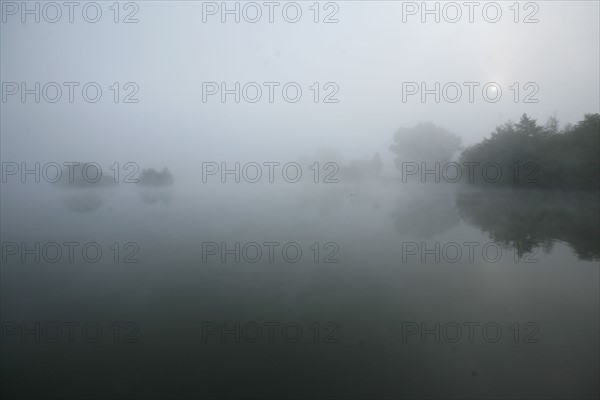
1,181,598,399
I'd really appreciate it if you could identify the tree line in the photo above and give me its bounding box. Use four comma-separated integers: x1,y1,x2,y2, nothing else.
390,113,600,190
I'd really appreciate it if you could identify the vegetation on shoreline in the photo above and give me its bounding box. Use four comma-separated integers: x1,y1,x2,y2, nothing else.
460,113,600,190
390,113,600,190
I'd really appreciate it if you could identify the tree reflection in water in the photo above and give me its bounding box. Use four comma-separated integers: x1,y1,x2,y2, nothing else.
455,188,599,261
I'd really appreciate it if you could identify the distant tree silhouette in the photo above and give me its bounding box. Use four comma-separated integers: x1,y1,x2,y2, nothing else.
138,167,174,187
341,153,383,181
543,115,560,135
390,123,463,170
59,162,116,188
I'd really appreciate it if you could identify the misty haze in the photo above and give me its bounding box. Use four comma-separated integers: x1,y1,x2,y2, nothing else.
1,1,599,399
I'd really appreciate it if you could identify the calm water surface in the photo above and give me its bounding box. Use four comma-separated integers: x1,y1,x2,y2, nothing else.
1,182,598,399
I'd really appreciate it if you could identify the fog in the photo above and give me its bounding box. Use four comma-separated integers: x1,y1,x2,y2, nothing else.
2,1,599,165
1,1,599,399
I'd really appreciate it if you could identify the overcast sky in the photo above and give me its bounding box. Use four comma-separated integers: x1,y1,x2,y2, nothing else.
2,1,598,170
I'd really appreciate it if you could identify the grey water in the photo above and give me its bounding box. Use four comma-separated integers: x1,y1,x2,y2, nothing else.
1,181,598,399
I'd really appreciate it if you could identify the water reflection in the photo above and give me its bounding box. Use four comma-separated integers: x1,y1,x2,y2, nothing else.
391,187,460,239
455,188,600,261
61,191,105,213
3,178,598,399
57,166,176,212
140,190,173,205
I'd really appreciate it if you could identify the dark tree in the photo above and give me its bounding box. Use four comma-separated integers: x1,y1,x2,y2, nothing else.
138,167,174,187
